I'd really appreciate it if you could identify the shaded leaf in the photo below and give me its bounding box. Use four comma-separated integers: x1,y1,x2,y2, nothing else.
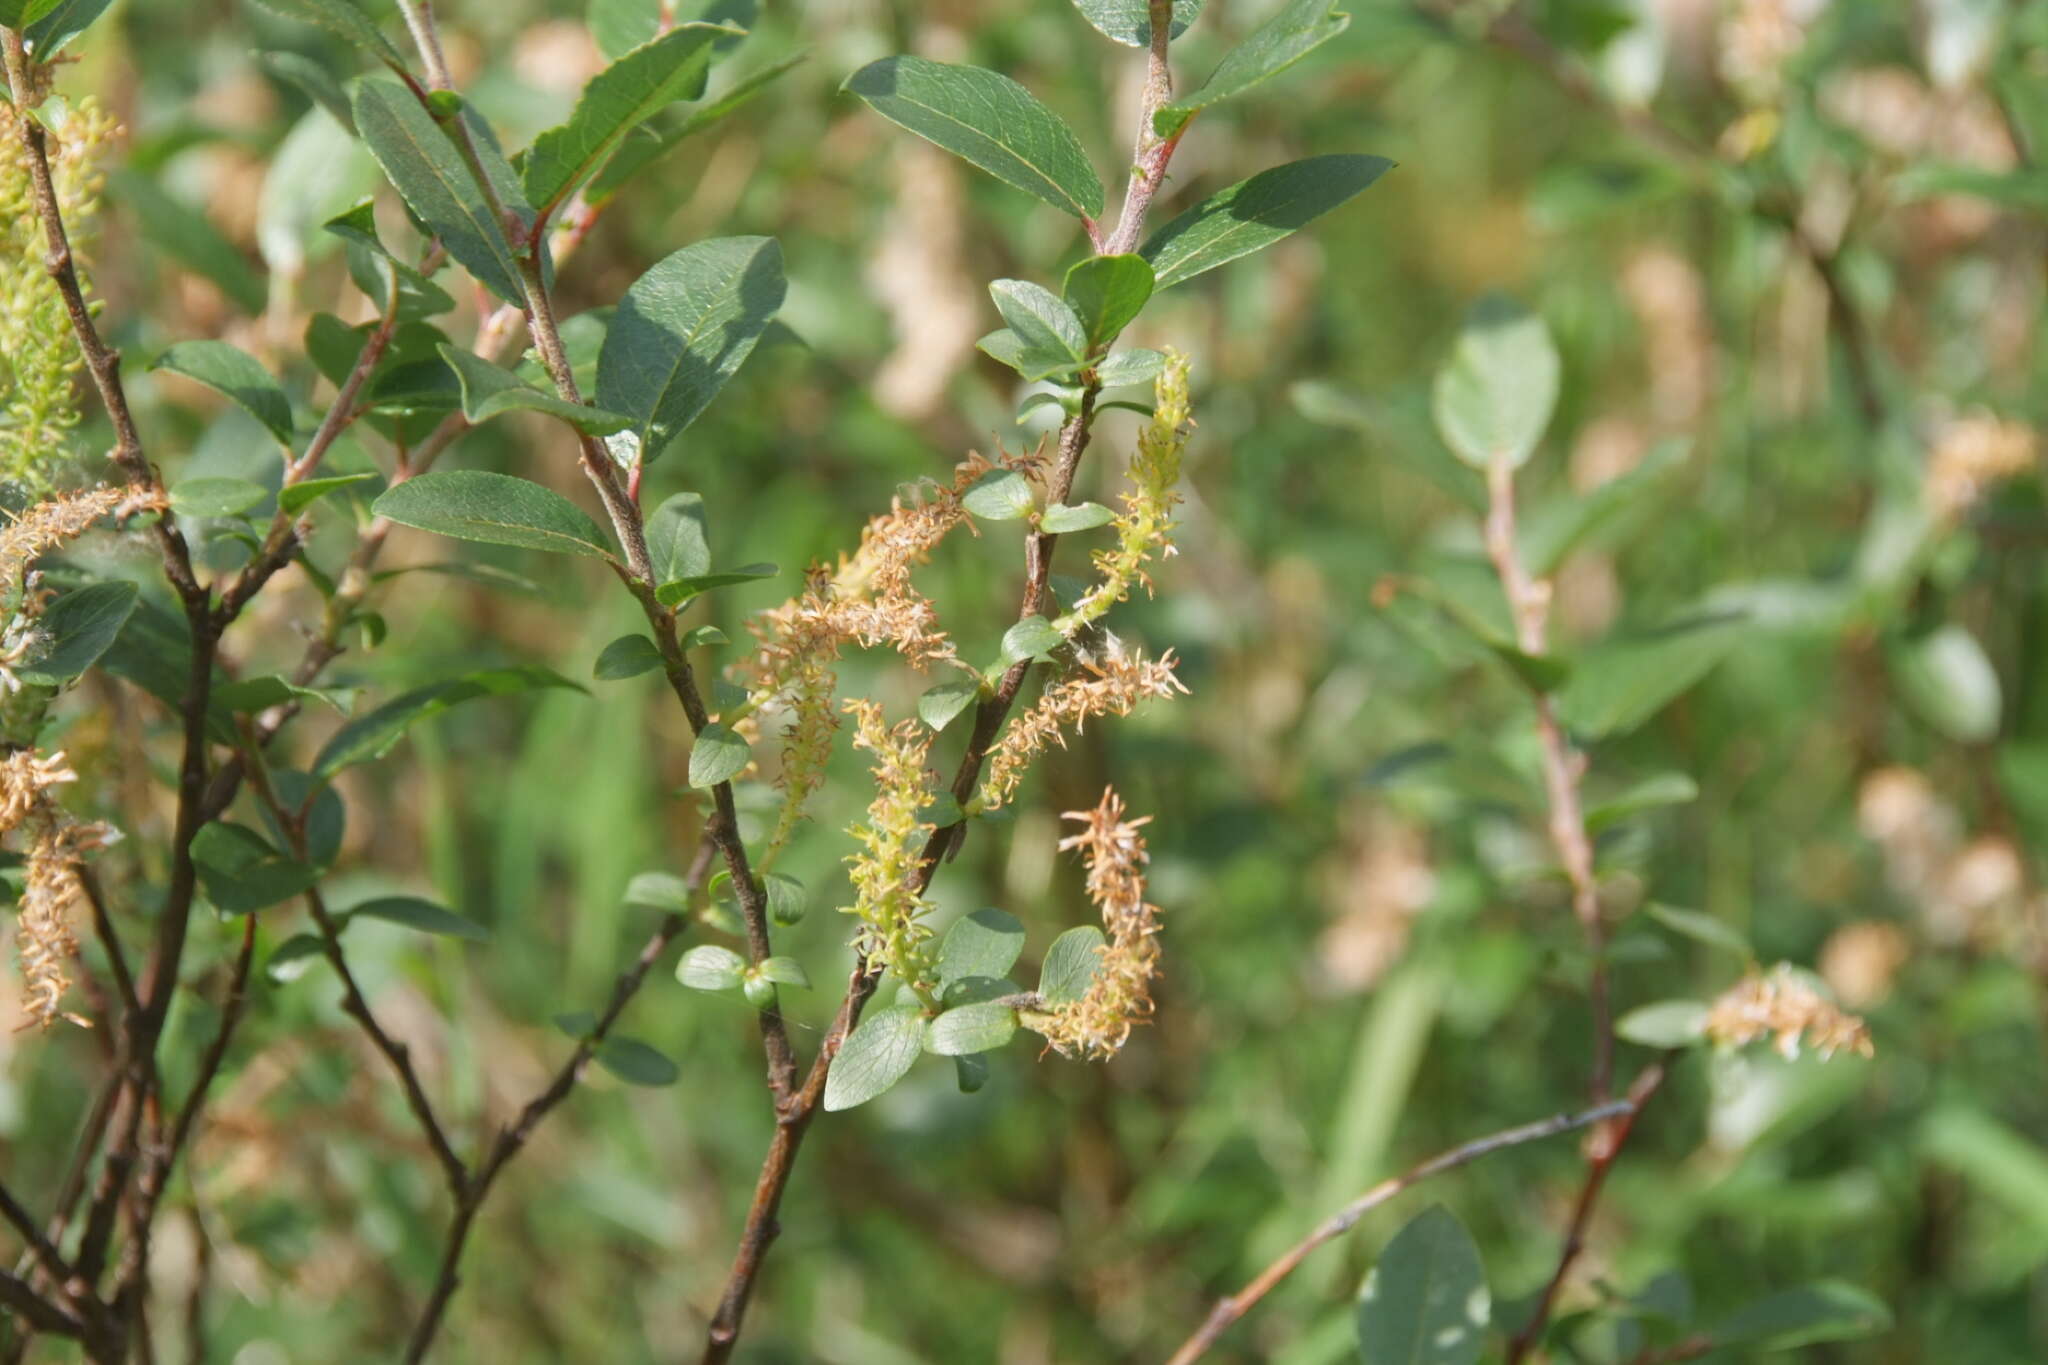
170,478,269,520
655,563,776,607
1093,348,1166,387
437,344,633,434
312,666,583,778
597,236,785,461
344,895,489,942
587,51,807,204
18,581,138,687
843,56,1103,218
624,870,692,911
594,633,665,681
152,340,294,444
1557,613,1743,738
919,679,980,731
1584,771,1700,833
962,467,1037,521
372,470,613,558
1432,296,1560,471
520,23,733,216
24,0,115,59
191,822,316,915
645,490,712,583
1071,0,1202,46
280,472,377,516
1642,904,1752,961
1355,1205,1490,1365
249,0,407,72
1711,1282,1891,1351
352,78,527,304
1001,615,1064,663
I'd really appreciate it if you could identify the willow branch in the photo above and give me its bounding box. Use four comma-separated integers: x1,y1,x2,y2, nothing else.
401,834,715,1363
1483,457,1612,1100
1164,1099,1636,1365
1503,1062,1669,1364
699,8,1187,1357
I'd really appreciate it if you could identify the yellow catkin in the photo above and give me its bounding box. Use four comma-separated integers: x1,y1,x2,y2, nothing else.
4,747,113,1030
0,94,118,489
1703,963,1874,1061
979,640,1186,811
1057,351,1191,634
839,699,941,1004
1027,787,1164,1060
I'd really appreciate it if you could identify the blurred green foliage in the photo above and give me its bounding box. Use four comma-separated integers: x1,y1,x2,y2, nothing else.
6,1,2048,1362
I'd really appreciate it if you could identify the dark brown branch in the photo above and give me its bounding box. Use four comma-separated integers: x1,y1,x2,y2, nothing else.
401,835,715,1362
1503,1062,1668,1364
76,867,139,1024
0,1268,83,1339
1164,1099,1635,1365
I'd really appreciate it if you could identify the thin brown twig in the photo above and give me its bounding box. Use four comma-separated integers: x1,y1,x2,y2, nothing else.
401,835,715,1363
1164,1099,1636,1365
1482,457,1612,1100
1503,1062,1669,1364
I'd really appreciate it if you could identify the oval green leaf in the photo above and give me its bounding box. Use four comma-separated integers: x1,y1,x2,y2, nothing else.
1141,154,1392,290
372,470,613,558
1355,1205,1490,1365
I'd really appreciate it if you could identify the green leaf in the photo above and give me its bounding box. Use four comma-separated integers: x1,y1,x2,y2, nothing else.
151,340,294,444
1921,1106,2048,1241
312,666,582,778
919,679,980,731
765,873,806,926
170,477,269,520
372,470,613,558
1520,438,1688,576
1615,999,1709,1048
1093,348,1166,387
654,563,776,607
688,721,750,788
1584,771,1699,833
265,933,328,985
1001,615,1064,663
258,106,380,277
211,675,347,715
962,467,1037,521
1710,1282,1891,1351
1892,624,2001,744
954,1054,989,1093
1063,254,1153,348
520,23,733,216
595,1036,680,1086
624,870,693,912
259,51,358,134
927,1001,1019,1056
937,908,1026,988
191,822,317,915
1038,925,1106,1004
976,327,1082,383
1355,1205,1490,1365
1557,613,1743,738
759,956,809,988
1642,904,1753,961
280,472,377,517
681,624,727,649
1142,154,1390,290
24,0,115,59
843,56,1103,219
344,895,489,942
594,633,665,681
249,0,408,73
677,944,745,990
351,78,527,305
1072,0,1202,46
107,169,267,315
437,344,633,434
990,280,1087,364
823,1005,928,1112
1292,379,1486,509
587,51,807,204
645,490,712,583
17,581,138,687
1432,296,1561,471
597,236,785,461
1048,501,1114,532
1154,0,1349,137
